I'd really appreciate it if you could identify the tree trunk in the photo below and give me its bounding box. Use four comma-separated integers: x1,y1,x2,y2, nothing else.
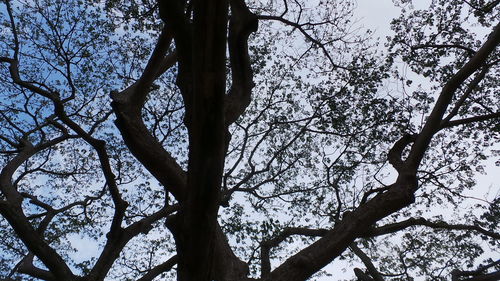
174,1,230,281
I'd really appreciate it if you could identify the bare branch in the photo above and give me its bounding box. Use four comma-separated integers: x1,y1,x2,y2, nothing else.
260,227,327,278
440,112,500,129
225,0,258,126
387,134,417,172
350,242,384,281
4,0,20,59
136,255,178,281
256,14,353,70
15,254,55,281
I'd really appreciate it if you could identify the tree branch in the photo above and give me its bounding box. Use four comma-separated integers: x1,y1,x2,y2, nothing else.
1,36,132,281
463,0,500,13
387,134,417,172
88,204,179,280
0,200,77,280
0,135,81,280
14,254,55,281
112,25,177,111
349,242,384,281
440,112,500,129
263,177,418,281
361,217,500,240
110,27,185,200
452,259,500,281
260,227,328,278
406,21,500,171
158,0,192,69
4,0,20,59
225,0,258,126
441,66,490,125
256,14,353,70
110,96,187,199
411,44,476,56
136,255,178,281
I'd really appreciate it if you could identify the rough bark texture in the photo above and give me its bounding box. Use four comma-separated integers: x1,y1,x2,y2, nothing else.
175,1,229,280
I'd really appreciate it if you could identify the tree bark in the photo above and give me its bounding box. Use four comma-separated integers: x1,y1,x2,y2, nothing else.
173,1,230,281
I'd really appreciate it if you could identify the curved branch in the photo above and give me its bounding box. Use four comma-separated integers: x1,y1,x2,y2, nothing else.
260,227,328,278
350,242,384,281
14,254,55,281
387,134,417,172
110,96,187,200
130,26,176,106
136,255,178,281
225,0,258,126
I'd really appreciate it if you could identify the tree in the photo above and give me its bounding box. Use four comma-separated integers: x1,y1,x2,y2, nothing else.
0,0,498,280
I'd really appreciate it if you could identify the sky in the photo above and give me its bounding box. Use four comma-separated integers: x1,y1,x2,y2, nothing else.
356,0,498,202
316,0,499,280
318,1,399,279
1,0,497,280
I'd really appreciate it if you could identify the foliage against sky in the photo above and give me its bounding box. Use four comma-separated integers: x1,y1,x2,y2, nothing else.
0,0,498,280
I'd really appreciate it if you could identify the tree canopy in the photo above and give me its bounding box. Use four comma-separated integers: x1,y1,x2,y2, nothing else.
0,0,498,280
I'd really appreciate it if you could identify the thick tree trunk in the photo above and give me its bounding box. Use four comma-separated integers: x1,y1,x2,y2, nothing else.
174,1,230,281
